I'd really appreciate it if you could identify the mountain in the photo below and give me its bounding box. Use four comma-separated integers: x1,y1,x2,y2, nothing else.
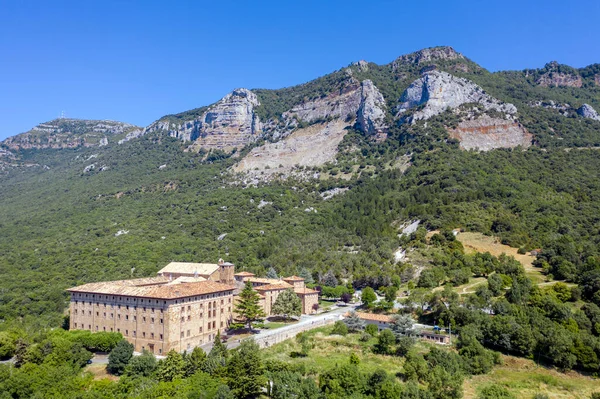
1,46,600,326
2,118,141,151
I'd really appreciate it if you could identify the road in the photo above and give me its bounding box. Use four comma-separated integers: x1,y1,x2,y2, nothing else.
201,304,355,352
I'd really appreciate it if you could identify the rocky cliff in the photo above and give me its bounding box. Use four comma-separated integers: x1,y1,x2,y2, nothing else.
357,80,387,137
392,46,464,69
2,119,140,150
535,62,583,88
143,88,262,151
577,104,600,121
449,115,532,151
397,70,516,122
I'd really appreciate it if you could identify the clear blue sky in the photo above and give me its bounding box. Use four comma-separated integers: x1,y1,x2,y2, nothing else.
1,0,599,140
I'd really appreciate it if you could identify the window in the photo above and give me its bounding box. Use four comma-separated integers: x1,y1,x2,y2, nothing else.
111,313,114,319
228,307,231,312
133,315,136,321
160,334,163,340
181,307,184,312
125,315,129,320
151,317,154,323
200,313,203,318
143,317,146,323
221,309,223,314
159,349,162,354
125,330,128,336
74,309,78,315
187,330,190,337
126,305,129,310
199,327,203,333
117,328,120,333
220,321,223,327
88,311,92,316
208,302,211,309
133,331,136,337
151,308,154,313
228,298,231,303
221,299,224,305
187,305,191,311
160,318,163,324
95,326,98,331
143,307,146,312
180,332,184,338
117,314,121,320
103,327,106,331
181,317,185,322
151,333,154,339
96,311,99,316
213,321,216,329
187,315,191,321
143,332,146,338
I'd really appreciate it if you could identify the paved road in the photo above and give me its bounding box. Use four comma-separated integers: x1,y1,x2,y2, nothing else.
202,304,355,352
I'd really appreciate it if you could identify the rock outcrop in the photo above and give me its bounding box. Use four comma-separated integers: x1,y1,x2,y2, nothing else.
396,70,516,122
449,115,532,151
595,74,600,86
529,100,572,116
392,46,464,69
233,120,349,181
282,79,362,124
2,119,140,150
577,104,600,121
536,62,583,88
357,80,387,136
144,88,262,151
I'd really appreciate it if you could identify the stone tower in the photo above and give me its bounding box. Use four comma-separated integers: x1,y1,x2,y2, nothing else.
218,258,235,284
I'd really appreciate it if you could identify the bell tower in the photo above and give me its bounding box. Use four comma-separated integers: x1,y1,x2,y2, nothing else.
218,258,235,284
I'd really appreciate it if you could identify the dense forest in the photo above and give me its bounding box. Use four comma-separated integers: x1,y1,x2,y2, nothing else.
2,48,600,397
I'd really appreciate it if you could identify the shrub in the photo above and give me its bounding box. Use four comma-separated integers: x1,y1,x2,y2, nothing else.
365,324,378,336
330,321,348,336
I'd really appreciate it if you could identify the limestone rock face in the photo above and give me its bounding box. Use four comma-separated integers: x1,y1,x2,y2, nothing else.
190,88,262,150
536,63,583,88
397,70,516,122
145,88,262,151
283,79,362,124
234,120,349,182
595,74,600,86
392,46,464,69
2,119,139,150
577,104,600,121
357,80,387,136
449,115,532,151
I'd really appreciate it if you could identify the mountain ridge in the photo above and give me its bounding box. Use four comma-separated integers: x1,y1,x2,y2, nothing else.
3,46,600,165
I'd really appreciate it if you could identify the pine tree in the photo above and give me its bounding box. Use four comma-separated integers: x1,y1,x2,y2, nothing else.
157,350,185,382
107,339,133,376
266,267,279,279
184,346,206,376
271,288,302,319
234,281,266,330
344,311,365,332
322,270,338,287
226,339,267,399
299,267,314,284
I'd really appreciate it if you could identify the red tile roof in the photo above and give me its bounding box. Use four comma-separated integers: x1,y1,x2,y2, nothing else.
67,278,235,299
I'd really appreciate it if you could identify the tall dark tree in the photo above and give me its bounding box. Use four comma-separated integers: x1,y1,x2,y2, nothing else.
107,339,134,376
226,339,267,399
234,281,266,330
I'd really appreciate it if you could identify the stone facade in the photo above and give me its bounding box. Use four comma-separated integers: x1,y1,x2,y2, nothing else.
68,262,237,354
68,261,320,355
238,275,319,316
